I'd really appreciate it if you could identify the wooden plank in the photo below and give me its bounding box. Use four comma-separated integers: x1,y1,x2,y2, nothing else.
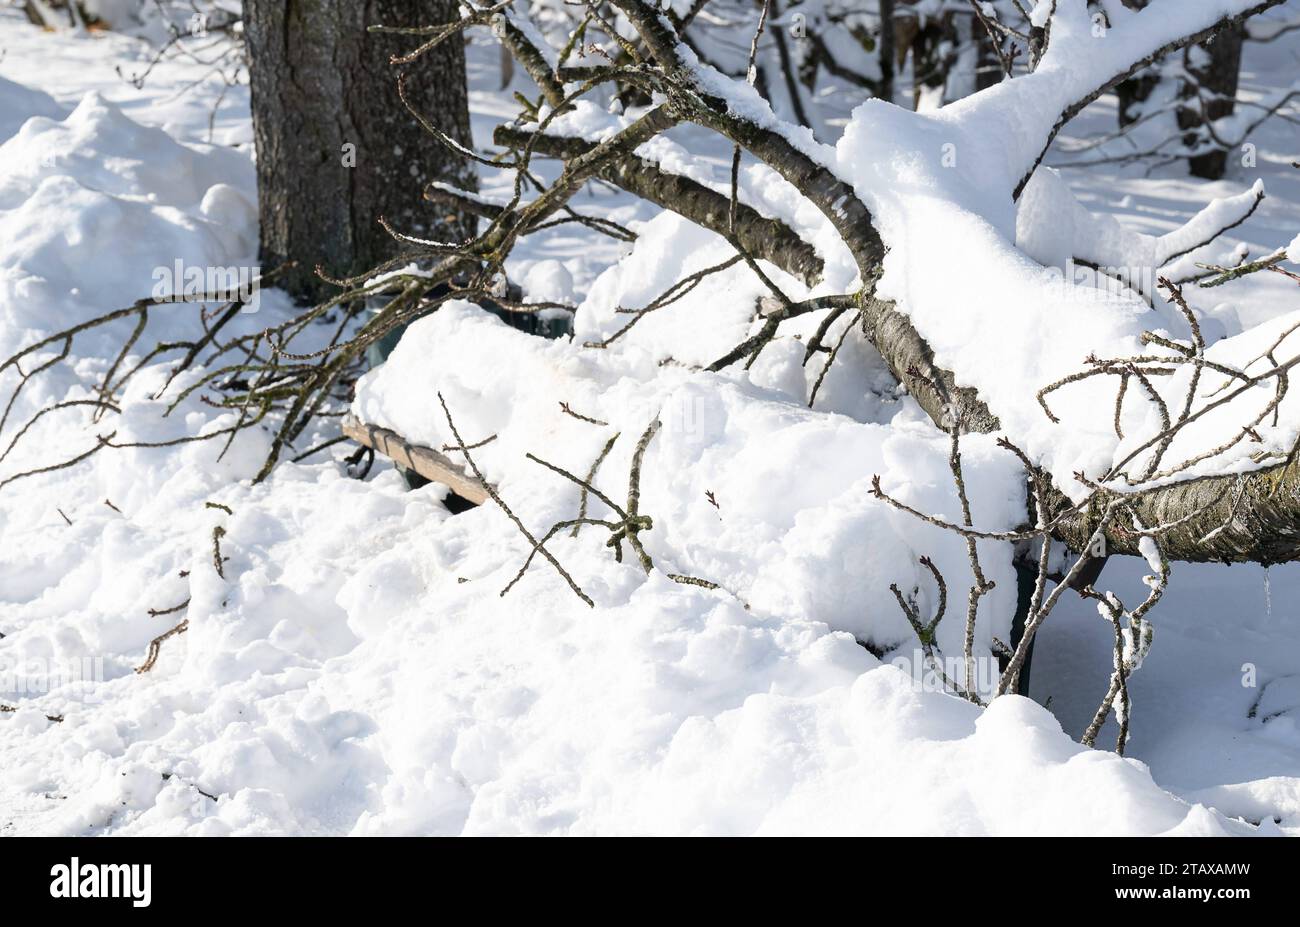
341,414,489,505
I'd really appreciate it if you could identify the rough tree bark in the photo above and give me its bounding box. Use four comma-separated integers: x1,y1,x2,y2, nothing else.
244,0,477,303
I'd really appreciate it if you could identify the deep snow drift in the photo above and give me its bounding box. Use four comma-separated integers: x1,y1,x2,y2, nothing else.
1,8,1299,835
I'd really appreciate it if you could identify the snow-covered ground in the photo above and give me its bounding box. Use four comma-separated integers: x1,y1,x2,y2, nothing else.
1,5,1299,835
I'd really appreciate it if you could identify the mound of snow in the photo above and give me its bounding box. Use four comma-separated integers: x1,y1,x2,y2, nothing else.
0,76,64,143
0,89,274,529
0,175,232,316
0,93,257,354
0,398,1248,835
0,92,251,211
356,299,1014,667
1,439,1245,834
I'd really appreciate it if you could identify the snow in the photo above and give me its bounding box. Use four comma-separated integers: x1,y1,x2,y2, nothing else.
1019,172,1266,282
829,3,1300,495
1138,536,1163,574
836,96,1156,493
517,258,575,305
354,299,1025,657
0,76,64,143
1,5,1300,835
0,91,258,365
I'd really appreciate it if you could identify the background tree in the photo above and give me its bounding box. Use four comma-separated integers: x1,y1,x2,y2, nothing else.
243,0,477,303
1115,0,1247,179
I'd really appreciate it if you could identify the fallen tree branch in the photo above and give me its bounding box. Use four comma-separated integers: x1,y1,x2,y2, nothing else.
439,392,594,607
135,618,190,674
492,125,824,286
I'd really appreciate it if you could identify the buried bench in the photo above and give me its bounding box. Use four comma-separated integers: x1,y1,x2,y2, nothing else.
346,284,568,505
340,423,1047,691
341,414,489,507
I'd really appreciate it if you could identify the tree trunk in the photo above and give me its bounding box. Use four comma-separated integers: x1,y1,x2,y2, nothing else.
1115,0,1245,180
878,0,896,104
244,0,477,303
1116,68,1161,128
908,10,958,108
1116,0,1161,128
1178,23,1245,180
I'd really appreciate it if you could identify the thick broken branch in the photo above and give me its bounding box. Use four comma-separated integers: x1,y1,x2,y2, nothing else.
497,115,1297,565
492,125,824,286
608,0,887,276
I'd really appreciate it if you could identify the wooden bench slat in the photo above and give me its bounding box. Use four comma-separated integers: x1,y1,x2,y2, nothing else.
341,414,489,505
